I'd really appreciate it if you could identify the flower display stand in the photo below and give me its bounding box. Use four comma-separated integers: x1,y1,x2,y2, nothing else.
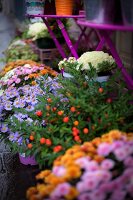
19,153,37,166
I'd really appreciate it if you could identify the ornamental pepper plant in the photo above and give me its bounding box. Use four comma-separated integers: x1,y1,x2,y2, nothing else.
6,64,133,167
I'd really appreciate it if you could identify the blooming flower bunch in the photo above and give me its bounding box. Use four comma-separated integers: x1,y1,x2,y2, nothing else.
77,51,116,74
0,76,61,148
27,22,49,40
26,130,133,200
0,64,57,90
58,57,79,71
58,51,116,75
0,60,41,76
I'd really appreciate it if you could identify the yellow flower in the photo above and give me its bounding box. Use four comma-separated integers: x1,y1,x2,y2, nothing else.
65,187,79,200
45,174,64,186
36,184,49,197
65,165,81,180
108,130,122,140
26,187,38,199
36,170,51,180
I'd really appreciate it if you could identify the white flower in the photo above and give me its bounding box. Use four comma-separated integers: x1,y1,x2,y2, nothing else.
0,89,4,96
77,51,115,72
58,57,77,70
27,22,48,40
1,68,16,82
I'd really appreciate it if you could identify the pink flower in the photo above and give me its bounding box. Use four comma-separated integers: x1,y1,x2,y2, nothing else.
7,79,14,85
109,190,126,200
85,161,99,171
78,193,91,200
77,181,87,193
15,70,22,75
77,177,98,192
101,159,115,170
111,141,124,150
126,183,133,197
50,183,71,198
15,78,21,84
52,166,66,177
124,156,133,167
114,147,128,161
24,76,29,81
90,189,106,200
75,157,90,169
97,143,112,156
100,170,112,183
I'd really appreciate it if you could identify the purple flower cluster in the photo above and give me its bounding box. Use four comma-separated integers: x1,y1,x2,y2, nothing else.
0,76,61,145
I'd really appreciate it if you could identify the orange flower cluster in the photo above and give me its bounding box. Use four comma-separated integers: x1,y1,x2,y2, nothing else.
26,130,133,200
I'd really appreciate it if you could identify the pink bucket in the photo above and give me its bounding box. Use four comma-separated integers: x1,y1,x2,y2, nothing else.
19,153,38,166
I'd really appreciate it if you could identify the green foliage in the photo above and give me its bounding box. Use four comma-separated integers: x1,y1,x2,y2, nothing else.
7,67,133,167
4,44,39,63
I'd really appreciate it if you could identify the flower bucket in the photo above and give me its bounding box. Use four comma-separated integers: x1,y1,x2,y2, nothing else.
55,0,74,16
121,0,133,25
83,0,115,24
25,0,45,15
19,153,38,166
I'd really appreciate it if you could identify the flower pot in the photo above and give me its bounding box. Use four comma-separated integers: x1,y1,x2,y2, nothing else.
55,0,74,16
36,37,56,49
121,0,133,25
19,153,38,166
25,0,45,15
95,75,110,83
83,0,115,24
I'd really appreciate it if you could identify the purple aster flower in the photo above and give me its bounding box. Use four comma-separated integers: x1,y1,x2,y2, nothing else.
17,136,23,145
25,96,32,103
1,124,8,132
4,103,13,111
9,132,19,142
26,117,33,123
25,105,35,111
18,101,25,108
13,99,21,108
30,98,38,105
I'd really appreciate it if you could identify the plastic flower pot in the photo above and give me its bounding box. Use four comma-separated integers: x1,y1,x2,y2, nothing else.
83,0,115,24
121,0,133,25
36,37,56,49
25,0,45,15
19,153,38,166
55,0,74,16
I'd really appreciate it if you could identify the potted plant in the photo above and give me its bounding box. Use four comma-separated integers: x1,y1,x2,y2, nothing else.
5,65,133,167
26,130,133,200
58,51,116,82
27,22,56,49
